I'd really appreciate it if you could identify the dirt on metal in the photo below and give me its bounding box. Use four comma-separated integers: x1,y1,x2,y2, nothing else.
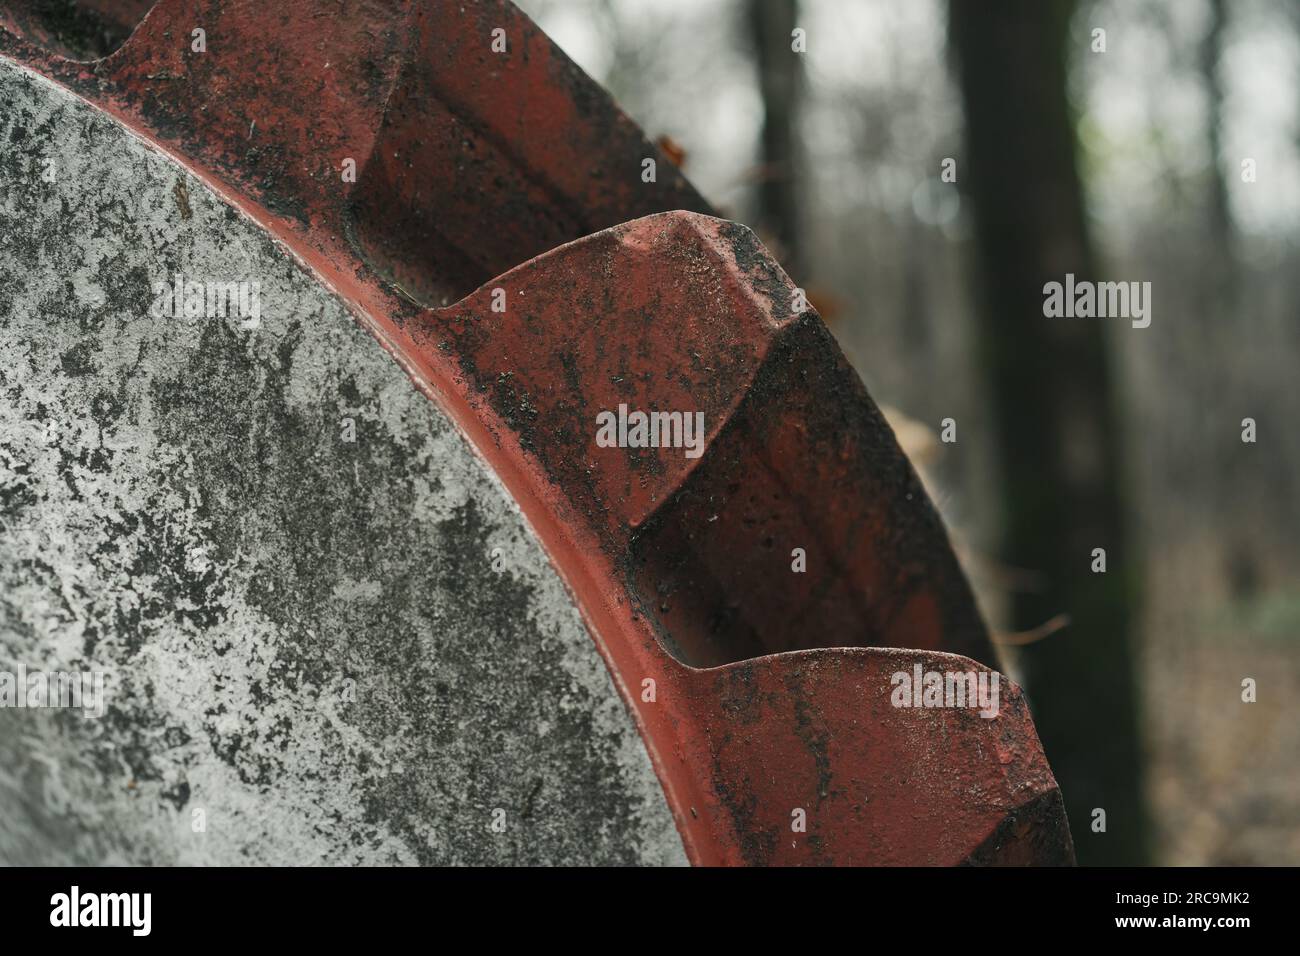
0,0,1073,864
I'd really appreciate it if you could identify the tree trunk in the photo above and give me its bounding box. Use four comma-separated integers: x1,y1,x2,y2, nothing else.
748,0,804,278
949,0,1148,865
1200,0,1235,272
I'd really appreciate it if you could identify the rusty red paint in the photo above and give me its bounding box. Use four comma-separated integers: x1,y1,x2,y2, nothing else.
2,0,1073,864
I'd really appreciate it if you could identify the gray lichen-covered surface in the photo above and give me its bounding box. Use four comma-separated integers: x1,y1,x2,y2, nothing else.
0,59,686,865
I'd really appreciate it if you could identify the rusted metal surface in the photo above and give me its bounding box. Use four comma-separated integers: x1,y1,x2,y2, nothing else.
1,0,711,306
1,0,1073,864
414,215,1072,863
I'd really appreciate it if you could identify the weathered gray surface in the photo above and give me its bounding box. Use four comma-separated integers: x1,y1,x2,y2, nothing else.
0,59,685,865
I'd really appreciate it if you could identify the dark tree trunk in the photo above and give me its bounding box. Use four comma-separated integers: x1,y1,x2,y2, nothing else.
1200,0,1235,269
749,0,804,279
949,0,1148,865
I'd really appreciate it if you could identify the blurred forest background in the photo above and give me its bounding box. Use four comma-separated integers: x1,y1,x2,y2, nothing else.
518,0,1300,866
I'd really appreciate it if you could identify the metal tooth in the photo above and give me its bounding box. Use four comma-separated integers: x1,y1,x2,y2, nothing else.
402,212,1073,864
1,0,1073,864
